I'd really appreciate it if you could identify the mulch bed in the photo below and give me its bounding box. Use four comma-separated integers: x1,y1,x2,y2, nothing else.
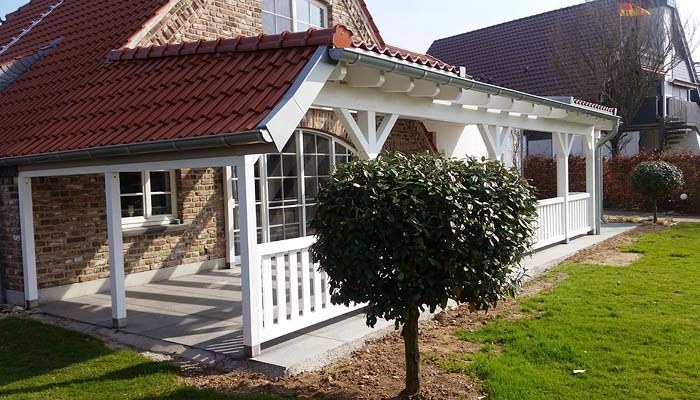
183,274,569,399
183,225,660,399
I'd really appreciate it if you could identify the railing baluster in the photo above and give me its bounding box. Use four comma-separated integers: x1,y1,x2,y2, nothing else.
262,257,274,328
313,259,322,312
301,250,311,316
275,254,286,323
288,251,299,320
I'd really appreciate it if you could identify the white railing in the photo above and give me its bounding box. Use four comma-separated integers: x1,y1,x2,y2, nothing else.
255,236,364,343
534,197,566,249
567,193,592,237
533,192,593,250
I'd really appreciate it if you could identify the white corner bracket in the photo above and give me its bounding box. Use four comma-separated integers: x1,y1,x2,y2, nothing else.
333,109,399,159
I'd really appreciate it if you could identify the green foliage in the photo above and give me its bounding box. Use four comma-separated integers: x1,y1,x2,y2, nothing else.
451,223,700,399
310,152,538,328
630,161,684,201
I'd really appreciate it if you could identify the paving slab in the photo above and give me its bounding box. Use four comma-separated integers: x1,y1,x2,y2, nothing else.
38,225,638,375
521,223,637,280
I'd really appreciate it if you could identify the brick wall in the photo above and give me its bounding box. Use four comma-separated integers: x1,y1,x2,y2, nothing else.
0,177,22,292
30,168,225,289
383,119,437,154
137,0,379,46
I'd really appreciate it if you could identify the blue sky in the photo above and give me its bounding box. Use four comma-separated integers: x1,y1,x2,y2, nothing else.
2,0,699,56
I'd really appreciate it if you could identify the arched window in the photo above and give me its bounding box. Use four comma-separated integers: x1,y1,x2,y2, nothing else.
232,130,356,253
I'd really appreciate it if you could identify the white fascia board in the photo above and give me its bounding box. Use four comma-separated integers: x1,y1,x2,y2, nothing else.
332,47,619,122
315,83,613,135
257,46,338,152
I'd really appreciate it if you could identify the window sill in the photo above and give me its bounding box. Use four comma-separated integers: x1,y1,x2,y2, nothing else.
122,224,189,238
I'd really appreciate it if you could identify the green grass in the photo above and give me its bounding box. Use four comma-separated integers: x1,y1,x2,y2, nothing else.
453,223,700,400
0,318,278,400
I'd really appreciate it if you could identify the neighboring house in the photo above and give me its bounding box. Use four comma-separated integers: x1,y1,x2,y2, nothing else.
428,0,700,157
0,0,616,359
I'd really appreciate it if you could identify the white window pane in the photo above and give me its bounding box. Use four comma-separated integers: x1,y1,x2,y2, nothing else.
151,194,173,216
263,12,276,34
276,16,292,33
119,172,142,194
262,0,275,12
297,22,311,32
121,196,144,218
275,0,291,16
149,171,170,193
310,3,325,27
296,0,310,23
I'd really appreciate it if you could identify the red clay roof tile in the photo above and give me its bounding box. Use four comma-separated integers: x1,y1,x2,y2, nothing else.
353,41,462,75
0,0,354,161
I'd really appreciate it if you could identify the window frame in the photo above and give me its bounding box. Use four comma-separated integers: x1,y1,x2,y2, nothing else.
120,170,178,228
262,0,328,34
231,129,356,260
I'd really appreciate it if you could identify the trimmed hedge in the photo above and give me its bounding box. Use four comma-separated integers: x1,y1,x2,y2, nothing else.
523,152,700,214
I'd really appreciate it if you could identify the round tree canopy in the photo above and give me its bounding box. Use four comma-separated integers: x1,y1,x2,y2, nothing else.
630,161,684,200
310,152,538,327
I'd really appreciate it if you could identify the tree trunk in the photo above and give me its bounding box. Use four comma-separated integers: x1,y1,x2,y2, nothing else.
653,200,658,224
402,305,421,397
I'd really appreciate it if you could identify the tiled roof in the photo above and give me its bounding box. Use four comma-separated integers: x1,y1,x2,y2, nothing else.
573,98,617,114
0,0,353,161
353,41,461,75
427,0,622,101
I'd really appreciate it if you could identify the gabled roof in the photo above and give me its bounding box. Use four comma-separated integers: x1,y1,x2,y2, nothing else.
427,0,687,101
0,23,352,162
427,1,609,99
0,0,364,163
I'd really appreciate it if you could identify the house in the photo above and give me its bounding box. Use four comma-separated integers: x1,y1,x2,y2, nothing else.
0,0,616,360
428,0,700,157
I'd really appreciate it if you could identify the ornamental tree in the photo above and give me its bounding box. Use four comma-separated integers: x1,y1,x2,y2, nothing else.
310,152,538,396
630,161,684,223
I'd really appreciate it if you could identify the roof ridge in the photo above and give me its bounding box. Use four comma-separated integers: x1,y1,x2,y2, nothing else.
0,0,64,56
107,25,354,62
352,40,462,75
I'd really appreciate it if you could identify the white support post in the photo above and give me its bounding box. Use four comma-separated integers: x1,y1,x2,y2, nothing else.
585,129,598,234
18,177,38,309
333,108,399,159
554,132,575,243
223,166,236,268
236,155,262,358
104,172,127,328
477,124,512,163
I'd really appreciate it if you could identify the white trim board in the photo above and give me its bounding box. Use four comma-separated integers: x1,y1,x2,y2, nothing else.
37,258,226,303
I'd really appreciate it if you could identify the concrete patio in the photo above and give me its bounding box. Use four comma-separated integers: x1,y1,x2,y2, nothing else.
38,223,637,375
40,269,246,357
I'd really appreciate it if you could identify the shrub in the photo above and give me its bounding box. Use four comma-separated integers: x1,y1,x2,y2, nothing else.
310,152,538,396
630,161,684,223
524,152,699,215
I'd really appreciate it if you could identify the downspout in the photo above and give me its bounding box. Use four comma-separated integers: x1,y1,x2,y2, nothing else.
595,119,622,234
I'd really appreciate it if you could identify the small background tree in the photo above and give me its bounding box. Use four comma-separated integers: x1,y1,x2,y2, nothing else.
551,0,696,156
630,160,684,223
310,153,538,396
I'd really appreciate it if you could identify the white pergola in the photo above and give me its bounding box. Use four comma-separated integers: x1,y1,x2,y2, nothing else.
13,44,618,357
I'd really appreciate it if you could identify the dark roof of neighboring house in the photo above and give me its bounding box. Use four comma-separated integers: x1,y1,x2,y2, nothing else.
427,0,636,100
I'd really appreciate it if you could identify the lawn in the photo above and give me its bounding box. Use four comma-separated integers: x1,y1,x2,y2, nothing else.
0,318,278,400
454,223,700,399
